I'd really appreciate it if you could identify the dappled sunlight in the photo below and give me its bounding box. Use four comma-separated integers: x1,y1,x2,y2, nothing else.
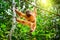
0,0,60,40
41,0,47,5
37,0,54,9
36,0,56,18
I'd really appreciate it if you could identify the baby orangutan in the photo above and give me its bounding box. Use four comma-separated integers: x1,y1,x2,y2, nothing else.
15,8,36,32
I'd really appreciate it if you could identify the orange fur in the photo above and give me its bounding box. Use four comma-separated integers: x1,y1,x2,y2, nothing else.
15,9,36,32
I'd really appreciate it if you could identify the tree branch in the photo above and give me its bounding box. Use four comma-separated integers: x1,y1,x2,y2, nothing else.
9,0,16,40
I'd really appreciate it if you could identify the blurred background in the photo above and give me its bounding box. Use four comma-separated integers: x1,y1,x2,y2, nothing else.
0,0,60,40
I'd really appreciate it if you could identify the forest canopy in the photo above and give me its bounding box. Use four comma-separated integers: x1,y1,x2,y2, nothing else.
0,0,60,40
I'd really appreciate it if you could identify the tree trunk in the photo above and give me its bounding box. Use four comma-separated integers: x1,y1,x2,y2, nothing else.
9,0,16,40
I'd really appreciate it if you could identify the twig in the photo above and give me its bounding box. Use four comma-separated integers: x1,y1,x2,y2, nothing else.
27,1,54,13
26,1,60,16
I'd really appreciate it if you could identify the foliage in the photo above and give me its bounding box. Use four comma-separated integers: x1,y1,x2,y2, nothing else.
0,0,60,40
